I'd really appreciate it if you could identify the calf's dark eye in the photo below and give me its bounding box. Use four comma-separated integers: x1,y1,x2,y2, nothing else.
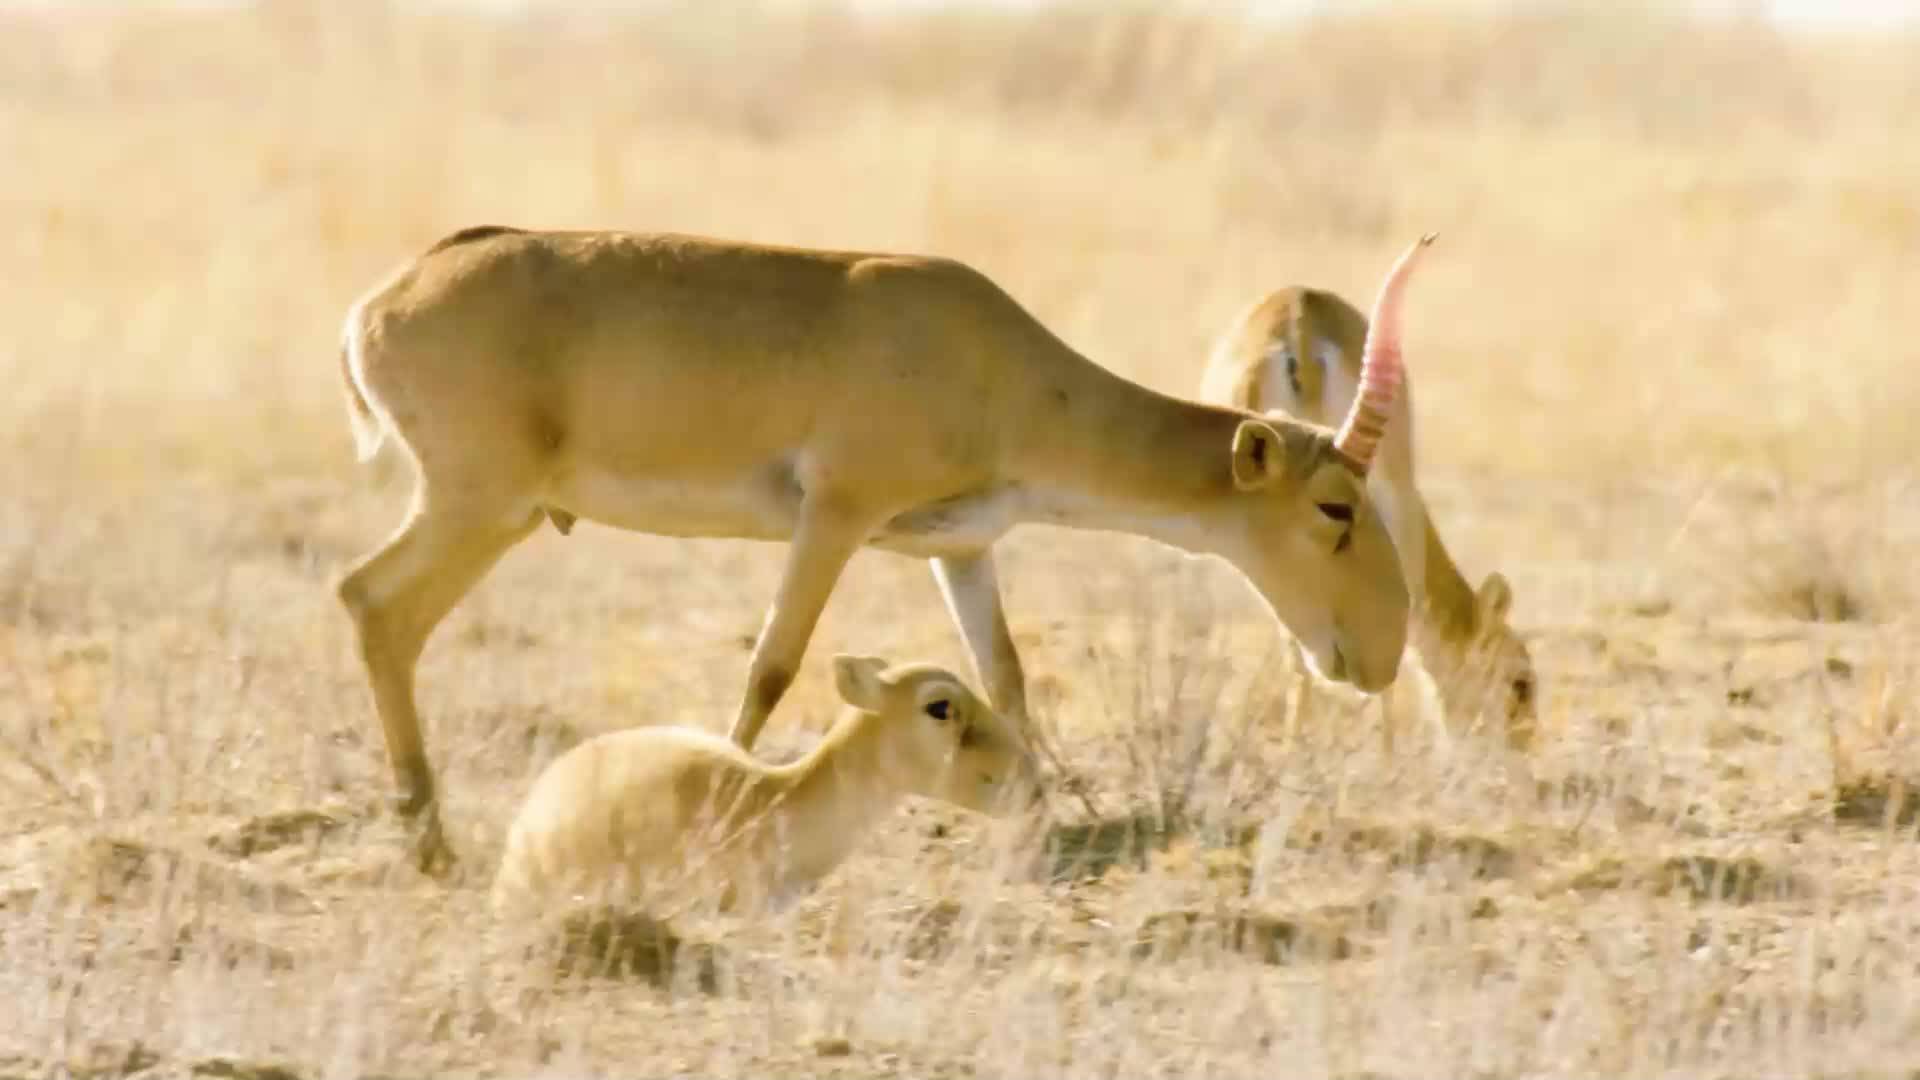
925,699,951,721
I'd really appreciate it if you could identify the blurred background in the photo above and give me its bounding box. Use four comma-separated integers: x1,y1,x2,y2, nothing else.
8,0,1920,632
7,0,1920,475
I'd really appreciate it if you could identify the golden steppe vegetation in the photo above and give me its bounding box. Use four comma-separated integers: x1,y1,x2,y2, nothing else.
3,2,1920,1076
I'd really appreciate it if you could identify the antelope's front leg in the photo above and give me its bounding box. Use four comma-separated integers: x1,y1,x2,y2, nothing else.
728,494,881,750
930,549,1030,731
931,548,1105,812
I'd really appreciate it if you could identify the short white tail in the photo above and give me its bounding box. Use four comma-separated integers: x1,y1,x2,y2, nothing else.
338,309,386,462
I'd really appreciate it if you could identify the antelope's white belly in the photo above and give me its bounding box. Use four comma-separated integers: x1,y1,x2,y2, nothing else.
551,460,803,540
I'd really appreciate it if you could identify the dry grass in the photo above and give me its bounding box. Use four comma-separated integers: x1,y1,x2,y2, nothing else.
3,1,1920,1076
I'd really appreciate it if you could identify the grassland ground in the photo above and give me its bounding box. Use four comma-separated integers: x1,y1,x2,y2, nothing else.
3,3,1919,1076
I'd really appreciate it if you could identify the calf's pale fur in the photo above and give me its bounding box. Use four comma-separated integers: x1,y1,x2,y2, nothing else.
492,655,1038,920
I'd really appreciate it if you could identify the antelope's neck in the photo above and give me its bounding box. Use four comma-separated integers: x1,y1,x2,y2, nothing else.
1412,513,1480,645
775,711,907,881
1006,362,1247,555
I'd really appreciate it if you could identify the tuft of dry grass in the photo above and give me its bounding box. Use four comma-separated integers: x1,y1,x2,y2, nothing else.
4,1,1920,1076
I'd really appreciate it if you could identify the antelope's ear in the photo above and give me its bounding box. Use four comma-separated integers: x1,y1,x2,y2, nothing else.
1476,573,1514,622
831,654,891,711
1230,419,1287,492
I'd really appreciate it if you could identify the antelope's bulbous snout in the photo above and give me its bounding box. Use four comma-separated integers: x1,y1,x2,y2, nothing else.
1343,630,1404,694
972,743,1045,818
1303,625,1401,695
1269,512,1406,696
1011,754,1048,815
1344,506,1412,694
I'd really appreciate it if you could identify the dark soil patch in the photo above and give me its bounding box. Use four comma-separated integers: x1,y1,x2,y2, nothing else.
1653,853,1808,904
1832,773,1919,830
189,1057,306,1080
1297,819,1518,881
544,907,719,991
1549,850,1808,905
1132,907,1352,965
1030,812,1169,883
890,898,1034,962
206,809,345,859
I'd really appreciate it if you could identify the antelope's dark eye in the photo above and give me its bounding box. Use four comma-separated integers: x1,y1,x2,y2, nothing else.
1513,678,1534,704
1316,502,1354,524
924,699,951,721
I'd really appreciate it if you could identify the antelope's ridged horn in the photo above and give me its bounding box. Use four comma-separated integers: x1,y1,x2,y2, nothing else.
1334,232,1435,473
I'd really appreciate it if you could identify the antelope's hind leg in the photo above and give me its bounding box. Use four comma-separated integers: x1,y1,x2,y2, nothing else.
337,492,544,874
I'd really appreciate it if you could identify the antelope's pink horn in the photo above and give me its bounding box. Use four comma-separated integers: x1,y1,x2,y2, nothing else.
1334,232,1435,473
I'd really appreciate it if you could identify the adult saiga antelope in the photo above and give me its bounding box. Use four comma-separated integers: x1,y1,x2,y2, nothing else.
334,226,1430,871
1199,280,1537,753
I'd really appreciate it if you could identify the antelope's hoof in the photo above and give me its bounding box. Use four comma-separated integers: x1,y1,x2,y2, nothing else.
387,790,456,878
409,811,458,879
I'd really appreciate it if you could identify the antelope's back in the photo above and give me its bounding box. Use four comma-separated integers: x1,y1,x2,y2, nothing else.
1200,286,1371,427
491,725,770,915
